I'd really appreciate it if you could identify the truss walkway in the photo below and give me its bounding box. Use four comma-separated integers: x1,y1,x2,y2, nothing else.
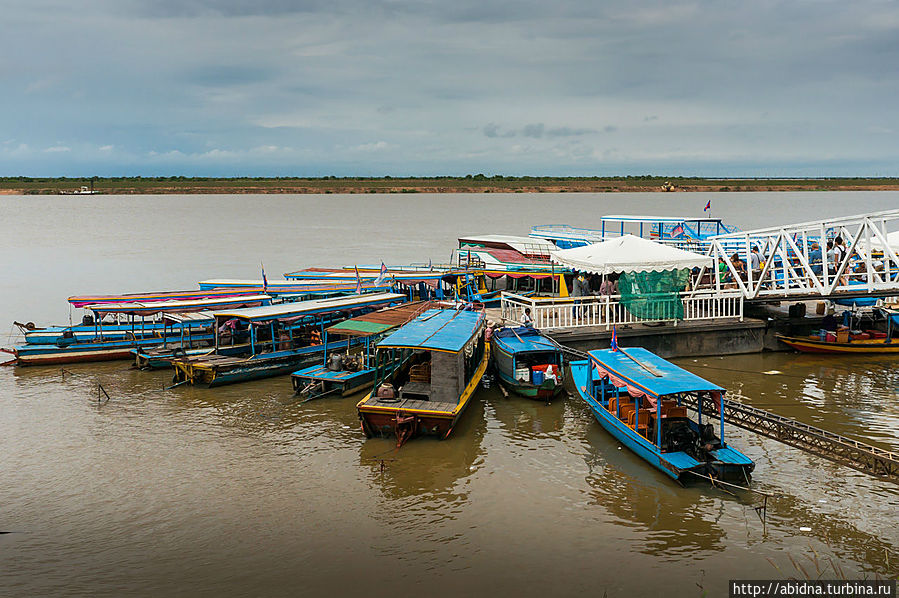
696,209,899,302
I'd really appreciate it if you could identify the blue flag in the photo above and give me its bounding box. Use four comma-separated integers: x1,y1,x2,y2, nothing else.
704,199,711,212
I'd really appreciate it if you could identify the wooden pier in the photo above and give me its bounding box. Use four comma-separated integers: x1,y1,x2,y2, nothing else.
680,394,899,484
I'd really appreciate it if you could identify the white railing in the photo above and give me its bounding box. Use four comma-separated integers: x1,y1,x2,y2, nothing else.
500,291,743,330
700,209,899,300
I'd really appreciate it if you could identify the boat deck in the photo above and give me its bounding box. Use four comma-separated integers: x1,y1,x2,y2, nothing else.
178,354,248,366
363,397,458,414
292,364,371,382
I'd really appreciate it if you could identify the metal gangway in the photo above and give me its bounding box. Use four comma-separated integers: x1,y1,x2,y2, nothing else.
680,393,899,484
698,209,899,302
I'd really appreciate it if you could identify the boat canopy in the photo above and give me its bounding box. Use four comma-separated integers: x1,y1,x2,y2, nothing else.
550,235,712,275
163,311,216,324
492,327,560,353
197,279,392,294
458,234,556,255
68,288,264,308
283,267,450,283
588,347,723,403
212,292,406,324
325,302,426,337
86,295,272,317
378,308,484,352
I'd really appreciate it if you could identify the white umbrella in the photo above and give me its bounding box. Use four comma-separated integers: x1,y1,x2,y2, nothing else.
549,234,712,275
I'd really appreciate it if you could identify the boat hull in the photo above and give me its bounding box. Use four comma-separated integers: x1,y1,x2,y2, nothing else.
172,338,363,388
777,335,899,354
10,333,214,366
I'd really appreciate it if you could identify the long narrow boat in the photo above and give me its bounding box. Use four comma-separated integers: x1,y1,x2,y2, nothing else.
776,334,899,354
291,302,430,399
17,294,271,345
356,307,489,445
491,326,565,400
170,293,407,387
570,347,754,484
197,279,395,298
3,295,271,366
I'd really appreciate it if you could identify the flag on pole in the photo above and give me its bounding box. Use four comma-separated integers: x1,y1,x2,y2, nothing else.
428,258,432,271
354,265,362,294
374,261,388,286
261,263,268,292
671,223,685,237
703,199,711,212
610,325,619,351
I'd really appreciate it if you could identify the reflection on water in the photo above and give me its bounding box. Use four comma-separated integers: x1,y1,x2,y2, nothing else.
2,193,899,597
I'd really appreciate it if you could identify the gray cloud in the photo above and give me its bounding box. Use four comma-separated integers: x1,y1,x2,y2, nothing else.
3,0,899,176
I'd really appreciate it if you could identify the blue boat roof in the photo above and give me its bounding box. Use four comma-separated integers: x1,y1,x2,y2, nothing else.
378,308,484,352
493,327,560,354
588,347,724,399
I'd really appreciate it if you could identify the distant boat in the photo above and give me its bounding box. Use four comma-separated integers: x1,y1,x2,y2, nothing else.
59,184,99,195
491,326,564,400
570,347,754,484
356,307,489,445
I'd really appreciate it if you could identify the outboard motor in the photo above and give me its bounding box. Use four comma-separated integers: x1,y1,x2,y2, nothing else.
82,314,94,326
328,353,344,372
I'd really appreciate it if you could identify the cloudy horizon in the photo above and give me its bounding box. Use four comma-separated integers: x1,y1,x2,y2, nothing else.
2,0,898,177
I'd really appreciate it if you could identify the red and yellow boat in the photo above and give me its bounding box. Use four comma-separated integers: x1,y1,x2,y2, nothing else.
777,333,899,354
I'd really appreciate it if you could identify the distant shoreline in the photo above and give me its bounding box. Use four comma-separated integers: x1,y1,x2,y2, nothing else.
3,176,899,195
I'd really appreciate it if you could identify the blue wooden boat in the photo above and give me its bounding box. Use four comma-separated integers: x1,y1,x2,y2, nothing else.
171,293,407,387
4,296,270,366
16,294,271,346
570,347,754,484
491,327,564,400
291,302,428,399
356,309,490,446
357,307,489,445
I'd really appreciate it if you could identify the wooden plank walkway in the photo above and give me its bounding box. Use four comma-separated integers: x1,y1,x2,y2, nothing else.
680,394,899,484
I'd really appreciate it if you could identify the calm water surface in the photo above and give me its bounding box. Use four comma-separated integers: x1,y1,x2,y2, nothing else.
1,192,897,597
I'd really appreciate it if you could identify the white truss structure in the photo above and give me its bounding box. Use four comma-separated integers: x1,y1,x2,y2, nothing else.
696,209,899,301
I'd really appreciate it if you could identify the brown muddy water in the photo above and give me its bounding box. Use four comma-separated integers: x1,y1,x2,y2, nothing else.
1,192,897,597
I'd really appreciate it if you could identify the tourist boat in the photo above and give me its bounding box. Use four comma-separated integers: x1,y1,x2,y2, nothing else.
491,326,565,400
570,347,754,484
197,278,395,299
170,292,406,387
290,302,429,399
17,290,268,345
131,311,252,369
2,295,271,366
356,307,489,445
531,216,740,252
776,333,899,354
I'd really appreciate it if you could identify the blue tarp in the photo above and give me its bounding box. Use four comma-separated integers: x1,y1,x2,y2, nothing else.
588,347,723,400
492,327,559,354
378,309,483,352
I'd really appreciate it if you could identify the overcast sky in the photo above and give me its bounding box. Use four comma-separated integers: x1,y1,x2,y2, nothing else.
2,0,898,177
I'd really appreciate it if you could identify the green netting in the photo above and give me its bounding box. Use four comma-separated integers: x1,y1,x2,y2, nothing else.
618,269,690,320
